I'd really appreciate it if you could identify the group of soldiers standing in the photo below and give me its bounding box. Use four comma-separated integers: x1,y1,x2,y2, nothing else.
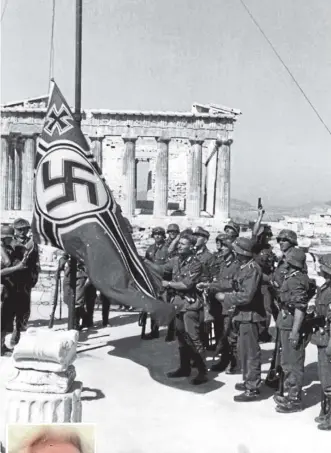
143,211,331,430
1,213,331,430
1,218,40,355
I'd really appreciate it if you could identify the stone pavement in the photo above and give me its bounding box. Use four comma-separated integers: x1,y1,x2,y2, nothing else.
0,302,329,453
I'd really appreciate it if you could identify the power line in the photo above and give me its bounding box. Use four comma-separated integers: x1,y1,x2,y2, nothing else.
48,0,56,90
239,0,331,137
1,0,10,23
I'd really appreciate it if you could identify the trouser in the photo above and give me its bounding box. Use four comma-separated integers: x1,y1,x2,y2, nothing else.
1,288,15,348
280,329,305,399
220,315,239,360
14,289,31,333
259,285,279,338
100,294,111,326
176,309,205,356
318,346,331,395
84,283,96,325
239,322,261,391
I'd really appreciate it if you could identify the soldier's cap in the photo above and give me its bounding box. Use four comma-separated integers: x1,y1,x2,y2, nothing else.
167,223,180,233
286,248,306,270
257,224,273,238
276,229,298,245
319,254,331,275
152,226,166,236
232,237,254,257
215,233,233,248
224,221,240,237
192,226,210,239
13,218,30,229
1,224,14,238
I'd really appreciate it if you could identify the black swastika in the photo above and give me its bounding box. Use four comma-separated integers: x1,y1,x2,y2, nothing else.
42,160,98,212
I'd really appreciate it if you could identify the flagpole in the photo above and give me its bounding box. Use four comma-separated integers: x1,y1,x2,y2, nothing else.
68,0,83,330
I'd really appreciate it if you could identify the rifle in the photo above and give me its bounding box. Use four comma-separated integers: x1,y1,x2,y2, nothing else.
265,327,283,391
49,267,61,329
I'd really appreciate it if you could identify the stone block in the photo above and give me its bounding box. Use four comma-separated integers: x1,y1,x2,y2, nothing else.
12,328,78,372
5,381,82,423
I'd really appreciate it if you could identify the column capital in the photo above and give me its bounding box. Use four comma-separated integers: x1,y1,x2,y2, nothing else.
216,137,233,147
156,136,171,144
189,138,204,146
122,135,138,144
89,135,105,142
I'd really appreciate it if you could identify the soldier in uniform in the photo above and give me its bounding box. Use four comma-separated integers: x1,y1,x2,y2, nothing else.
310,254,331,430
192,227,215,348
224,221,240,243
11,218,40,345
144,227,169,339
215,237,266,401
274,248,310,413
160,234,207,385
1,225,28,355
273,229,299,287
165,223,180,258
197,233,241,373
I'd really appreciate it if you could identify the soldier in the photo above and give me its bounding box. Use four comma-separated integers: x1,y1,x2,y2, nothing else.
1,225,27,355
252,220,278,342
192,226,215,348
144,227,169,339
197,233,241,373
273,229,299,287
215,237,266,401
273,248,310,413
11,218,40,345
165,223,180,258
161,234,207,385
310,254,331,430
224,221,240,243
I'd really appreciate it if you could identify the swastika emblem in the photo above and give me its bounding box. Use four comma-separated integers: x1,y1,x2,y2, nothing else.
44,103,74,136
35,146,109,221
42,160,98,212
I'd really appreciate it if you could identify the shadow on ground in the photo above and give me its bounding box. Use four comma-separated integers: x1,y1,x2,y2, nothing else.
81,386,106,402
107,331,224,394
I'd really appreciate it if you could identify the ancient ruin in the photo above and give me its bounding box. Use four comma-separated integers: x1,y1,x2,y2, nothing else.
0,97,241,223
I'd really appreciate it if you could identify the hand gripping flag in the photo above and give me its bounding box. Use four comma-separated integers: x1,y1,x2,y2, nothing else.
31,81,175,326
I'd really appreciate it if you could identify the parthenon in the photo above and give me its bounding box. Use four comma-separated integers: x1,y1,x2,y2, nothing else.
0,96,241,223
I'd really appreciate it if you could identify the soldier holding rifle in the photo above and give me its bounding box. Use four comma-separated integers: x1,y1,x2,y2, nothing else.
273,248,310,413
310,253,331,430
212,237,266,402
197,234,241,373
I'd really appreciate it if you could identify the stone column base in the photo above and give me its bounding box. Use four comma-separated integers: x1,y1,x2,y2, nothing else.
5,381,82,424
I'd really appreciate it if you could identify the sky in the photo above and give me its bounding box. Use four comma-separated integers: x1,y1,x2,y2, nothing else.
1,0,331,207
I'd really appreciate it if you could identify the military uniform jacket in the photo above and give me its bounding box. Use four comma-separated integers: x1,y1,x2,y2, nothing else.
145,243,169,265
162,254,203,311
209,255,241,315
195,246,215,282
9,238,40,291
273,247,308,289
311,282,331,346
223,260,266,322
276,270,310,331
210,252,224,279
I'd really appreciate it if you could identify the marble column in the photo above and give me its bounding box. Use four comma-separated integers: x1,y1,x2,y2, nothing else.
153,137,170,217
1,135,9,211
13,136,23,210
90,136,104,170
186,139,203,218
121,136,137,217
7,135,16,210
21,135,36,211
215,138,232,220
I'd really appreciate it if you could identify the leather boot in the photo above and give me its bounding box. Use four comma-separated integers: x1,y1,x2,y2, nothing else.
143,320,160,340
167,348,191,378
225,354,241,374
101,295,111,327
74,306,87,330
190,351,208,385
84,296,95,328
234,389,260,402
210,354,229,372
165,319,176,342
318,396,331,431
276,396,303,413
315,391,329,423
